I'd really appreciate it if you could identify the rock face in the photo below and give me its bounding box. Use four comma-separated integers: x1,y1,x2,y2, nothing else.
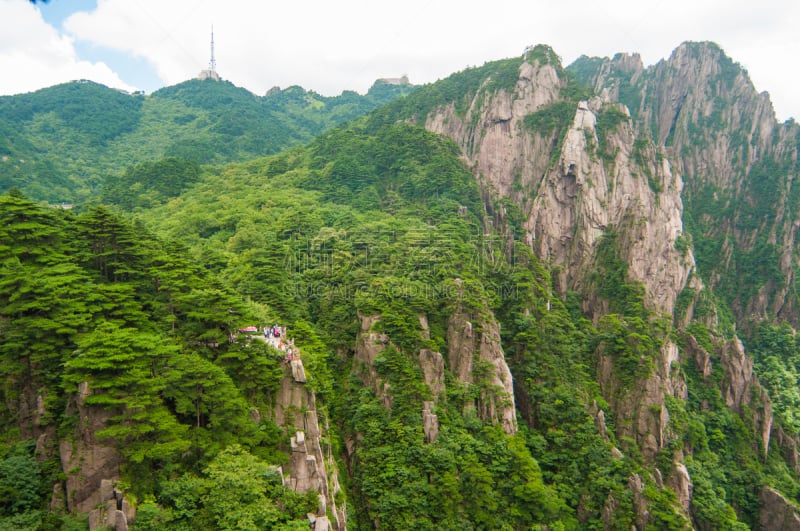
56,384,135,530
421,54,693,463
88,480,136,531
720,337,773,455
530,99,690,316
353,303,516,437
418,349,445,401
777,427,800,474
760,486,800,530
60,381,122,514
272,359,346,530
418,314,446,401
422,401,438,444
596,339,686,460
414,43,800,524
446,298,517,435
595,42,800,325
667,462,693,514
353,313,394,410
425,55,692,316
426,59,561,203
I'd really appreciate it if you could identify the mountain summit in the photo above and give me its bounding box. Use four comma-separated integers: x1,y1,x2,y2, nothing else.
2,41,800,529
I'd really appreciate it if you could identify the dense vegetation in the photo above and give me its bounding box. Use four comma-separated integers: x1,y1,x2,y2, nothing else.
131,117,795,528
0,190,319,529
134,123,614,529
0,118,691,529
0,78,415,204
3,42,800,530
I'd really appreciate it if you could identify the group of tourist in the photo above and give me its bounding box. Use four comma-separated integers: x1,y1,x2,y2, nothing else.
234,323,298,361
263,325,297,361
264,324,285,338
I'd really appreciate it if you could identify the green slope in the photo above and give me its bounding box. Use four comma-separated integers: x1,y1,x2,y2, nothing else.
0,78,415,204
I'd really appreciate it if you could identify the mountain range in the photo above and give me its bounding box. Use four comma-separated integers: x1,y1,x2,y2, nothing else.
0,78,415,203
1,41,800,530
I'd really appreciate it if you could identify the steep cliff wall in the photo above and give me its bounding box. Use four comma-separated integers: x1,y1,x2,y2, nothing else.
272,357,346,530
593,42,800,324
424,52,691,317
529,98,691,315
446,285,517,434
420,51,694,466
59,382,122,515
354,306,516,436
412,43,796,525
425,59,561,204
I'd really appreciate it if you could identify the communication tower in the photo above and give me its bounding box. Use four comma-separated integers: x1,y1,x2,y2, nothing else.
197,26,220,81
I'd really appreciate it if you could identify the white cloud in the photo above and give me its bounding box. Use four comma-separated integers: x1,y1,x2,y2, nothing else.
1,0,798,120
0,0,135,95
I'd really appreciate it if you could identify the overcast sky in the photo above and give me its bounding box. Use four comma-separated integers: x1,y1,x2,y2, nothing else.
1,0,797,121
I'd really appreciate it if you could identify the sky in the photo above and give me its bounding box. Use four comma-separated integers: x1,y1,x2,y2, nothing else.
0,0,798,121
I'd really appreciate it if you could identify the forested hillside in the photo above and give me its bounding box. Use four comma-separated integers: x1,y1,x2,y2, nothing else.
4,41,800,530
0,78,415,204
0,189,329,529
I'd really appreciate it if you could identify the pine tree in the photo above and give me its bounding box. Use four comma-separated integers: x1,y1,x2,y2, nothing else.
63,323,190,464
74,206,147,282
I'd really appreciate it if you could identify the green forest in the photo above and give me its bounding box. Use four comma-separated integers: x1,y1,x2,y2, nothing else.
3,42,800,530
0,79,414,204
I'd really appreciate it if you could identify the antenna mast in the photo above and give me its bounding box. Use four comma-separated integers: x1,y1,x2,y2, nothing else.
196,25,220,80
209,26,217,73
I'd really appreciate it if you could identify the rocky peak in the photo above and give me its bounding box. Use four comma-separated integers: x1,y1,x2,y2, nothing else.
591,52,644,104
655,42,776,172
423,54,692,317
588,41,800,328
424,56,562,203
530,98,691,315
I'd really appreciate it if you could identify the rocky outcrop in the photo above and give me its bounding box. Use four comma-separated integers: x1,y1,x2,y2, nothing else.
425,58,562,203
291,359,307,383
602,474,650,530
52,386,135,530
720,337,773,454
597,339,686,460
720,337,754,412
60,381,122,514
418,314,445,400
272,359,345,530
422,401,438,443
88,480,136,531
776,427,800,474
594,42,800,325
417,45,800,526
353,314,393,410
529,98,691,315
353,305,516,437
446,285,517,434
418,349,445,400
686,335,713,381
760,486,800,530
423,52,692,316
640,42,777,186
421,53,697,519
667,462,693,514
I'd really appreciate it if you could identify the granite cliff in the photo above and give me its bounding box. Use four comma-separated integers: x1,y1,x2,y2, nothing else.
388,42,800,527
